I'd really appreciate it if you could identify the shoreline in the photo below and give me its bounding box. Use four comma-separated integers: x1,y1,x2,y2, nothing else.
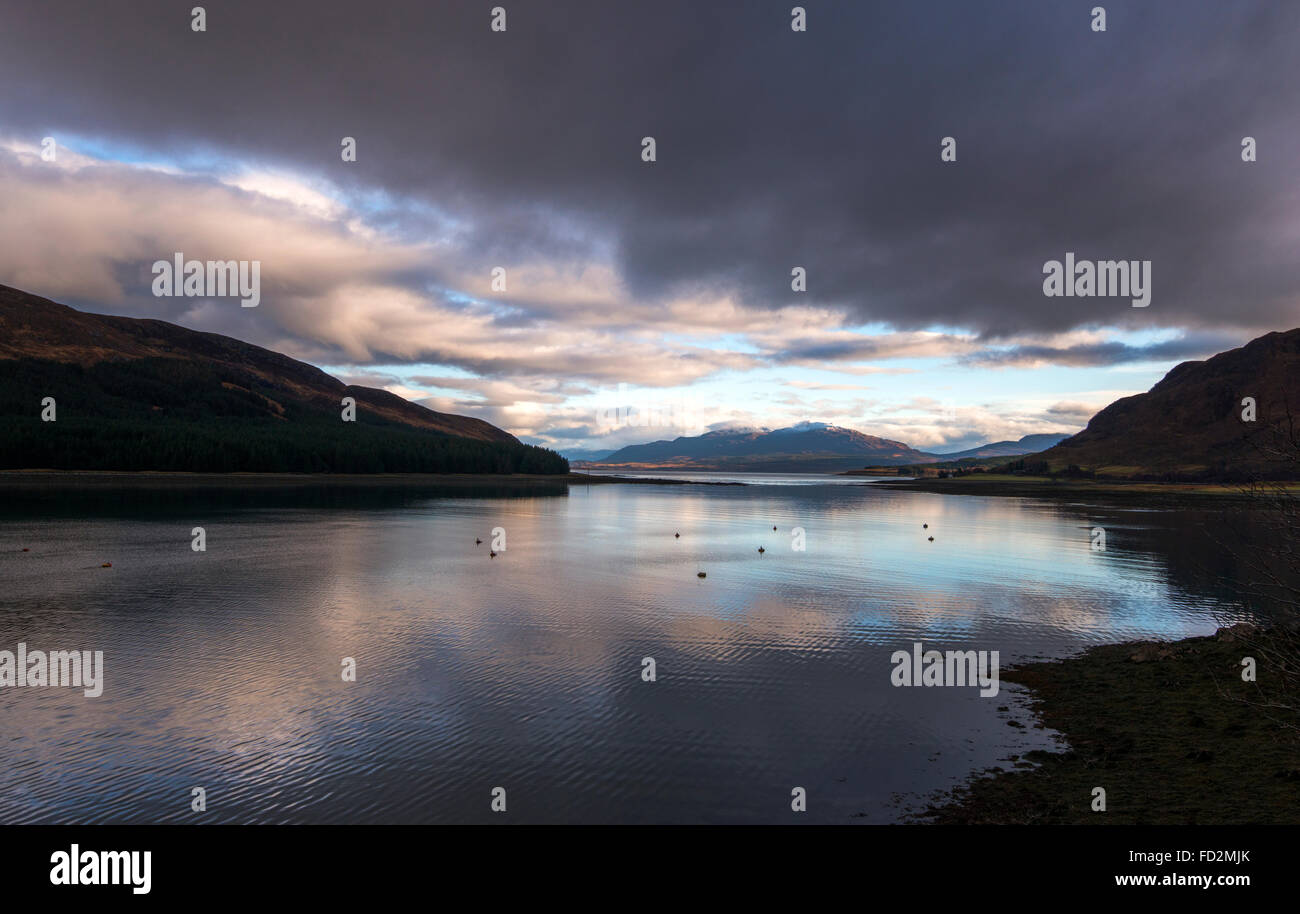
860,474,1284,500
918,624,1299,824
0,470,744,489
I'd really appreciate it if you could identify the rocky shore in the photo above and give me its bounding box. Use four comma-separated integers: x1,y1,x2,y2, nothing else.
919,623,1300,824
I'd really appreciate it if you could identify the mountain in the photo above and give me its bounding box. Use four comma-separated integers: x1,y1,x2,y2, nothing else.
1031,328,1300,480
0,284,568,474
559,447,617,463
927,433,1072,461
580,423,930,472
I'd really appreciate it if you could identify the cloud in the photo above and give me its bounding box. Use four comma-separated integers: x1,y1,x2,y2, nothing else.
957,333,1244,369
1045,401,1105,425
0,145,767,390
784,381,874,391
3,0,1295,449
2,1,1298,339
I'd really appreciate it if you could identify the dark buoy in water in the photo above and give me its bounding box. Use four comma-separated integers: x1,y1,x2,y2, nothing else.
772,525,777,531
697,571,706,578
489,551,497,558
21,548,29,552
674,532,680,538
927,536,934,542
475,538,482,545
101,562,112,568
923,523,928,529
757,546,765,554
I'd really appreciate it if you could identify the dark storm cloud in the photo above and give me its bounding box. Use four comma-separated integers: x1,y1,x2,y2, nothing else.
1045,401,1101,425
2,0,1298,338
958,330,1242,367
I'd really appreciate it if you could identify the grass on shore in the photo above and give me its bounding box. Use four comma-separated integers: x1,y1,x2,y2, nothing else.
919,627,1300,824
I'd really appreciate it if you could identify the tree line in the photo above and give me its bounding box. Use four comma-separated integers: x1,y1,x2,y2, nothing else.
0,358,569,475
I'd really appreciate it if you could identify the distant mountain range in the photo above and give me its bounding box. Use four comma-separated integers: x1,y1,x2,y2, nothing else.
577,423,927,472
931,434,1072,461
0,284,568,474
1034,328,1300,480
578,328,1300,480
558,447,618,464
576,423,1065,473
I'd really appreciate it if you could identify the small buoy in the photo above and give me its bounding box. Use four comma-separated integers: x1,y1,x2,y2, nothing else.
757,546,765,554
101,562,112,568
697,571,706,578
772,525,777,531
674,532,680,538
489,551,497,558
21,548,29,552
923,524,928,529
475,538,482,545
927,536,934,542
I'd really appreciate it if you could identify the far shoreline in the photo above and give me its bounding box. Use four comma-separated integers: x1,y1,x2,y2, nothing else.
850,472,1292,499
6,468,1294,499
0,469,746,489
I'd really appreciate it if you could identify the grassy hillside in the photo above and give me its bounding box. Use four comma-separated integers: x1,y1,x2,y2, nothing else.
0,286,568,475
1033,328,1300,481
0,357,567,474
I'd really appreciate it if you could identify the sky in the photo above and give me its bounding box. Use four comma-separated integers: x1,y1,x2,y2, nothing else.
2,0,1298,455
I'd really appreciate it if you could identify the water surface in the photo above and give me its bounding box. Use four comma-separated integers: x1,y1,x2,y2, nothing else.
0,477,1272,823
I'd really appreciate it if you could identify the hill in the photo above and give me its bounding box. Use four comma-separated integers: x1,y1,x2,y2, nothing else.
926,433,1071,461
0,284,567,474
1026,329,1300,480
